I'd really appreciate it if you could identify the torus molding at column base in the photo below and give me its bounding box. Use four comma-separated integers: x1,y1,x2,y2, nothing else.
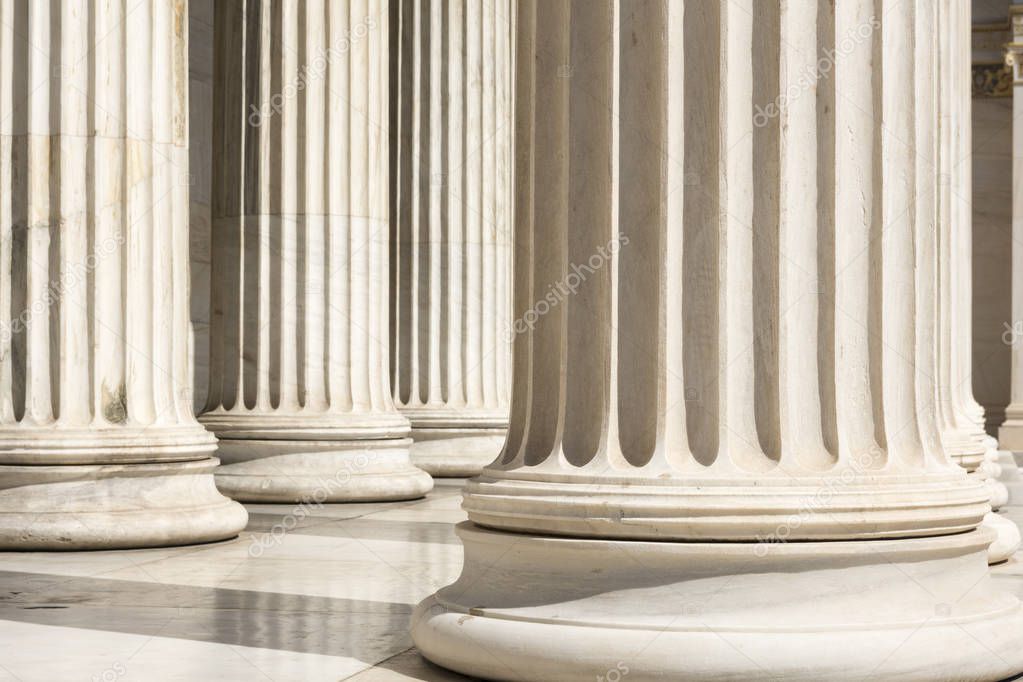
970,463,1020,563
410,431,506,478
412,523,1023,682
404,409,507,477
983,512,1022,564
978,464,1010,509
985,478,1011,510
0,455,247,551
211,440,430,503
943,428,988,472
200,414,432,503
0,425,221,464
461,468,990,541
996,451,1023,503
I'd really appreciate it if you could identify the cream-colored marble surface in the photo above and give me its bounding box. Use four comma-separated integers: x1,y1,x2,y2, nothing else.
389,0,513,478
0,478,1020,681
198,0,430,503
0,0,246,550
409,1,1023,679
0,480,475,682
189,0,214,414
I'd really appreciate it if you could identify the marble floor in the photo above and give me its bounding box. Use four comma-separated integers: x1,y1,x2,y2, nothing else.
1,478,1022,682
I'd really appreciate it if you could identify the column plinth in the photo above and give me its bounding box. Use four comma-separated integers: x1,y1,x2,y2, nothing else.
415,524,1020,682
396,409,508,478
201,0,431,502
390,0,513,477
0,0,247,549
412,1,1023,677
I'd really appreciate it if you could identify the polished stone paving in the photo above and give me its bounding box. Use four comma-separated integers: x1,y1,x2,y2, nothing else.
1,478,1022,681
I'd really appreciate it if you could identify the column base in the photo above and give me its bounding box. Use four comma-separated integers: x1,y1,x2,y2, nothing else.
0,457,248,550
410,429,505,477
945,428,988,471
986,478,1010,510
979,458,1003,480
983,512,1021,564
413,523,1023,682
213,438,433,503
995,451,1023,504
464,468,989,540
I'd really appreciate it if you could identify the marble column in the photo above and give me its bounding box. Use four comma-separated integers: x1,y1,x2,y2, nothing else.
1000,7,1023,456
943,3,999,462
201,0,432,502
936,0,989,477
999,4,1023,510
0,0,247,549
389,0,513,477
941,0,1018,563
412,1,1023,679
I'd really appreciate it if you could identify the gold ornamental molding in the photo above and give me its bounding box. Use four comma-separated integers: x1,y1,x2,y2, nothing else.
975,20,1012,97
974,62,1013,98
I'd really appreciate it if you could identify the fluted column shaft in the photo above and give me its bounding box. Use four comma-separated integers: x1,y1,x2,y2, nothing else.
950,1,988,435
0,0,246,549
456,0,982,543
936,0,988,472
389,0,513,477
201,0,431,502
413,2,1023,679
945,0,1021,565
1000,6,1023,452
983,3,1023,562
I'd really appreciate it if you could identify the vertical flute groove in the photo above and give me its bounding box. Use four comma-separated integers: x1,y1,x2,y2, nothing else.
391,0,514,474
205,0,411,439
0,0,13,425
0,0,217,461
457,0,986,547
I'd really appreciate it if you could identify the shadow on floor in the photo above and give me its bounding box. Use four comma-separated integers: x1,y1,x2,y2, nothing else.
0,570,413,663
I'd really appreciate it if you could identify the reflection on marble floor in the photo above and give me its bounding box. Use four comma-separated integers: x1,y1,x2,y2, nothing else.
1,477,1022,681
0,479,476,682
